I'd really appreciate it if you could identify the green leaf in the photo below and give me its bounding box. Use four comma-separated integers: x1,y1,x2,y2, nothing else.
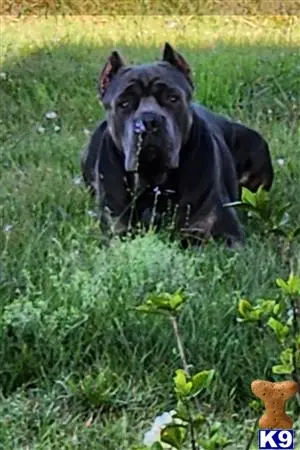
241,186,271,221
190,369,215,396
238,299,252,318
150,443,164,450
175,401,189,422
276,274,300,295
279,347,293,365
248,308,264,322
259,299,277,315
276,278,288,291
267,317,289,341
272,364,293,375
241,187,257,207
169,291,187,311
231,202,262,214
273,303,282,316
255,186,270,208
173,369,192,397
199,434,233,450
209,421,222,436
238,298,278,322
139,290,187,314
133,290,186,317
193,413,206,431
161,425,186,449
288,273,300,294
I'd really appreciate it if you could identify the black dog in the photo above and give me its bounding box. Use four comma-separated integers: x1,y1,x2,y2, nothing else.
81,43,273,248
195,105,273,193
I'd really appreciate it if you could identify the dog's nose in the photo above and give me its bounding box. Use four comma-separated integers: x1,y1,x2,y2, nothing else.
139,112,163,134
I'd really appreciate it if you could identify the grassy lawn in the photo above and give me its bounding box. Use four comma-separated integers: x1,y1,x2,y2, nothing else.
1,15,300,449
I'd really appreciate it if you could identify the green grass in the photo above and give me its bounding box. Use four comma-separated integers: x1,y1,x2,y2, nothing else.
0,15,300,449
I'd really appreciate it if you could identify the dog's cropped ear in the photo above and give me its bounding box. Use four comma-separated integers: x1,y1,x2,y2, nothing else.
162,42,193,88
99,51,125,99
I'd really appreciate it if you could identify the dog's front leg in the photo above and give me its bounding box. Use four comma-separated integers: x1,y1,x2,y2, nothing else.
179,197,244,249
95,147,135,238
211,201,245,249
95,176,135,238
177,144,245,249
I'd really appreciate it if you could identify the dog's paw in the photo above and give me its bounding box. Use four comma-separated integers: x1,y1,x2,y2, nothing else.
226,237,244,251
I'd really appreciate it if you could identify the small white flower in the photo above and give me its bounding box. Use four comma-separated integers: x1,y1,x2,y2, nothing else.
167,20,177,28
87,210,98,218
0,72,7,80
277,158,285,166
73,175,82,185
83,128,90,136
154,412,174,428
279,212,290,226
71,434,78,444
143,411,175,447
3,224,13,233
54,125,60,132
143,425,161,446
45,111,58,120
37,126,46,134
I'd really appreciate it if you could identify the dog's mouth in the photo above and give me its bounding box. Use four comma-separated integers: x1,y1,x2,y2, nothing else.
139,141,173,178
144,145,159,162
139,145,165,167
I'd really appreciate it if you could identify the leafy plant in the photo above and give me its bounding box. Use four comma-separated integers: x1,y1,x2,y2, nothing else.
226,186,300,240
238,272,300,396
135,291,233,450
66,367,120,409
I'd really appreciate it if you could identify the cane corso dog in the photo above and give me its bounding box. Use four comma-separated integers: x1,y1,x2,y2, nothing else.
81,43,273,248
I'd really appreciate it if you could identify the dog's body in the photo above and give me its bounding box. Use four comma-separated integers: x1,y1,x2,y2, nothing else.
193,104,273,193
81,43,273,248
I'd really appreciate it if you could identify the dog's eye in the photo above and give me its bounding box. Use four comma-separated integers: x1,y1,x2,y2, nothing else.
119,100,130,109
167,94,179,103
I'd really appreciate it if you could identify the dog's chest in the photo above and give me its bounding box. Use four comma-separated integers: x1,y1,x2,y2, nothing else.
124,171,183,229
135,181,180,229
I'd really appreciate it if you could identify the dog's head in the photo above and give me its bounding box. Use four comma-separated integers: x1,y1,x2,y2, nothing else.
98,43,194,185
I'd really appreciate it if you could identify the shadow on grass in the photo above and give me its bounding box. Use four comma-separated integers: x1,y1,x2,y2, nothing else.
1,41,299,136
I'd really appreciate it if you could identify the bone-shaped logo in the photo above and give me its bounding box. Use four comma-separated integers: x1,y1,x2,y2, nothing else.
251,379,299,429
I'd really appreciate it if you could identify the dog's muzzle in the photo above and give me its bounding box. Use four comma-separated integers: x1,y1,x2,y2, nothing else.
135,112,165,134
134,118,146,135
125,114,170,173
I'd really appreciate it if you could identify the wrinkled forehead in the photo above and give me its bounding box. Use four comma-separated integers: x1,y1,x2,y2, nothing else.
105,62,192,101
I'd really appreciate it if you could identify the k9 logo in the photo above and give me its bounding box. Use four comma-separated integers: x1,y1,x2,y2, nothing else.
259,430,294,449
